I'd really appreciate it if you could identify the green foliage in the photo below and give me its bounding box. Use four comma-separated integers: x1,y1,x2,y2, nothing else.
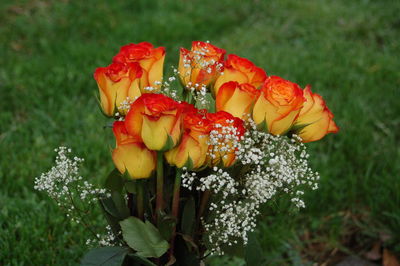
245,232,264,266
80,247,129,266
105,169,125,193
157,213,177,241
0,0,399,264
100,194,129,221
119,217,169,258
181,196,196,236
127,254,156,266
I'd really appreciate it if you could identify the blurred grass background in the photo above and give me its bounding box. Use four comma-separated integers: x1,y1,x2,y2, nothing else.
1,0,399,265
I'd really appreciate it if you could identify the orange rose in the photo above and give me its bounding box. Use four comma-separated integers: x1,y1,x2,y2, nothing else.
112,121,156,179
124,93,183,151
178,41,225,89
94,62,143,116
216,81,260,120
253,76,305,135
293,85,339,142
213,54,267,96
206,111,245,167
113,42,165,92
165,104,211,169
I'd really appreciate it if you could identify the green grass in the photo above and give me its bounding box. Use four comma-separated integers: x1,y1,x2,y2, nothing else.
1,0,399,265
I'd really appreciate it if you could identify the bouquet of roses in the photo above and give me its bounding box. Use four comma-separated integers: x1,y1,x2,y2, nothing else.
35,41,338,265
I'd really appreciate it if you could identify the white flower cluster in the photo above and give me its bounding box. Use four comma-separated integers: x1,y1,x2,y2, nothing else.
181,120,320,254
86,225,121,247
117,96,138,116
181,41,223,73
34,147,109,223
159,76,179,100
180,41,224,106
206,121,243,162
185,82,209,108
198,167,238,196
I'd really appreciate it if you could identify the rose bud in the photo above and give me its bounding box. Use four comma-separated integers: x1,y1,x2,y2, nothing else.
216,81,260,120
113,42,165,92
94,62,143,116
213,54,267,96
165,106,211,169
253,76,305,135
293,85,339,142
125,93,183,151
206,111,245,167
112,121,156,179
178,41,226,89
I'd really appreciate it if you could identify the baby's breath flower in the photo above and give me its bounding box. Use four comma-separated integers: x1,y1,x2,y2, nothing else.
34,147,110,240
182,118,319,254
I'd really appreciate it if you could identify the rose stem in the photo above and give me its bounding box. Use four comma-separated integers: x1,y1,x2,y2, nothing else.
169,168,182,259
128,193,134,216
198,190,211,218
136,181,144,220
187,92,194,105
155,151,164,216
171,168,182,218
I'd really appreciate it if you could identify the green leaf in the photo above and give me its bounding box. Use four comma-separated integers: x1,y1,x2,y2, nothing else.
183,156,194,171
127,254,157,266
198,93,215,113
100,193,130,220
160,134,175,151
284,122,312,136
100,196,122,218
120,217,169,258
125,181,137,194
80,246,129,266
105,169,124,192
181,196,196,236
99,198,122,238
256,119,268,132
245,232,264,266
180,234,198,252
112,191,130,218
174,234,200,265
157,213,176,241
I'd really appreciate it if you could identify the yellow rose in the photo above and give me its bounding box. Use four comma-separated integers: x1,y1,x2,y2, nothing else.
124,93,183,151
216,81,260,120
178,41,225,89
253,76,305,135
294,85,339,142
165,104,210,169
111,121,156,179
94,62,142,116
113,42,166,92
206,111,246,167
213,54,267,96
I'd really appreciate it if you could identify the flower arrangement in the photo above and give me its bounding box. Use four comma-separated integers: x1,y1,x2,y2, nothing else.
35,41,338,265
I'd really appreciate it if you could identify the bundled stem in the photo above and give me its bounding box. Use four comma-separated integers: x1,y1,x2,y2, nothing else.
155,152,164,216
136,181,144,220
171,168,182,218
199,190,211,218
169,168,182,261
